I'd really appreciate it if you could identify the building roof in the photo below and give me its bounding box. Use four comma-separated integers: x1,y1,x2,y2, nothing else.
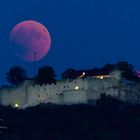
68,68,111,79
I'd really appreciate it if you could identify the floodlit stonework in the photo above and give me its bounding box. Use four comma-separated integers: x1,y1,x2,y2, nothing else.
0,70,140,109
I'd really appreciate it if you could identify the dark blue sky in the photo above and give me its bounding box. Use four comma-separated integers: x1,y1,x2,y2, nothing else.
0,0,140,84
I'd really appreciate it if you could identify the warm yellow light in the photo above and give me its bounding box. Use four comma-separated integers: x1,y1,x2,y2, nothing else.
75,86,79,90
96,75,104,79
15,103,19,108
79,72,86,78
100,76,104,80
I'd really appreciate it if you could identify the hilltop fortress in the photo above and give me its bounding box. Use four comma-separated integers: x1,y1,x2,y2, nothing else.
0,70,140,109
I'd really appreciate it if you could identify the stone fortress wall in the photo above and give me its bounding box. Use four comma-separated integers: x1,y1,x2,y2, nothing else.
0,70,140,108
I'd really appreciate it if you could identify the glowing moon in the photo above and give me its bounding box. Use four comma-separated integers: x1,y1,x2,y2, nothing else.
10,20,51,62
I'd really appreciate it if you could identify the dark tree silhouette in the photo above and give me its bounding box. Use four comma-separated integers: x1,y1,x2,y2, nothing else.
6,66,27,86
116,61,134,72
102,63,115,73
115,61,139,81
96,93,122,109
36,66,56,85
61,68,76,80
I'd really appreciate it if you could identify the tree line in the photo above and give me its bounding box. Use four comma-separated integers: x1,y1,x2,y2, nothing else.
6,61,139,86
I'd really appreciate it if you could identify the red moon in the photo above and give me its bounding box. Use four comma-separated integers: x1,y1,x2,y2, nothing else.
10,20,51,62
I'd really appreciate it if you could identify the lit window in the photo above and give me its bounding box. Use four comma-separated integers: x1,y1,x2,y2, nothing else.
75,86,79,90
15,104,19,108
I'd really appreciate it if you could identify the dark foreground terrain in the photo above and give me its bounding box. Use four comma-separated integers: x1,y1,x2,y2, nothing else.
0,98,140,140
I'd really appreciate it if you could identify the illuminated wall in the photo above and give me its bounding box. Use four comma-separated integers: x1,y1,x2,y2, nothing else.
0,70,140,108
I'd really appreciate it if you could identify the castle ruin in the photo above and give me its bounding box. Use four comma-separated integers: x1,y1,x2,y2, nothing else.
0,70,140,109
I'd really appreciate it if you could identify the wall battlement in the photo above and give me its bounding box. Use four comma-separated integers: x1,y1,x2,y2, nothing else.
0,70,140,108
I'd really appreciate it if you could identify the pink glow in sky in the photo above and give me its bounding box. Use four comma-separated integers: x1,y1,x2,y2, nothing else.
10,20,51,62
136,71,140,78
